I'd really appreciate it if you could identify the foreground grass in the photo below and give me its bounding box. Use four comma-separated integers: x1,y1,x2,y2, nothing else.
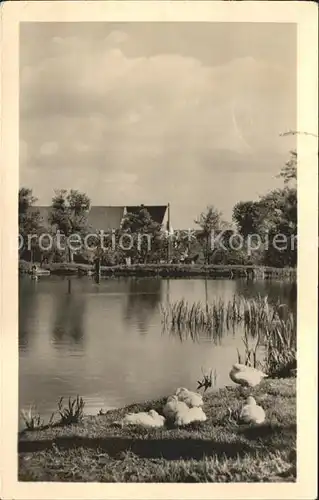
19,378,296,482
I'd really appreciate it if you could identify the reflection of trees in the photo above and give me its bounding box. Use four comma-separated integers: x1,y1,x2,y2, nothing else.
51,279,86,346
235,279,297,313
124,279,162,333
19,278,39,348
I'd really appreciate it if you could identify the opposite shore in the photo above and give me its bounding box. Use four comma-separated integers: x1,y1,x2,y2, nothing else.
19,260,297,280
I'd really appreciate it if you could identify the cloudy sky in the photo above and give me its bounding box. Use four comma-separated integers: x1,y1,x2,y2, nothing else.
20,22,296,227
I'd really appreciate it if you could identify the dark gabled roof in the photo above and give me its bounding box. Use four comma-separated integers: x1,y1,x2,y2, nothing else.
126,205,167,224
87,206,125,231
27,205,167,230
28,206,125,230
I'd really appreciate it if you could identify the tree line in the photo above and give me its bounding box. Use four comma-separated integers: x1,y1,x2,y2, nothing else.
19,151,297,268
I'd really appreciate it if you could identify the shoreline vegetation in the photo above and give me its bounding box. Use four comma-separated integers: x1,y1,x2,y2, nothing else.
19,151,297,274
19,260,297,280
19,378,296,483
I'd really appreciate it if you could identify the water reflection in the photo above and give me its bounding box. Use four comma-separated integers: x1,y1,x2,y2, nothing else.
124,279,162,333
19,276,296,423
19,277,39,348
235,279,297,311
51,279,86,347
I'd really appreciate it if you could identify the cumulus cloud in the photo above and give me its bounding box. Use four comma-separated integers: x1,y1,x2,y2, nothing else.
104,30,129,45
20,27,296,225
39,142,59,156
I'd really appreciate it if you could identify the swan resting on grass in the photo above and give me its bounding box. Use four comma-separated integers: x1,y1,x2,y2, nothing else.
175,387,204,407
121,409,165,428
163,396,189,419
239,396,266,424
174,406,207,426
163,394,207,426
229,363,268,388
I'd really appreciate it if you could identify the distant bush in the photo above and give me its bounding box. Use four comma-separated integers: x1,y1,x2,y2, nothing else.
19,260,33,273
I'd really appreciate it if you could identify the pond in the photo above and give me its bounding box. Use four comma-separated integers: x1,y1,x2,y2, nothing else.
19,276,296,426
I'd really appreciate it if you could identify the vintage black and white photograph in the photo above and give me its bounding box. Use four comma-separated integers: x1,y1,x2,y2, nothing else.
2,2,314,491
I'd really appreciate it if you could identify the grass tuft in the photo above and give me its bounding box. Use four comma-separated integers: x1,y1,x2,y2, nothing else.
20,406,44,431
57,395,85,425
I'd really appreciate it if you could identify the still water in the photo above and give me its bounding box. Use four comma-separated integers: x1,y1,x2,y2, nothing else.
19,276,296,423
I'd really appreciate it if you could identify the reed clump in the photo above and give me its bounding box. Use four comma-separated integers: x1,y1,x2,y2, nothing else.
264,312,296,378
161,295,296,377
161,295,268,336
160,295,242,338
20,406,44,430
242,295,272,338
57,395,85,425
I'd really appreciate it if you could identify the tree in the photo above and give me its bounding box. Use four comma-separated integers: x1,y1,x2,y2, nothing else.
259,149,297,267
19,187,37,215
231,151,297,268
18,187,42,260
232,201,263,238
169,229,202,264
121,206,163,264
277,150,297,185
49,189,90,262
259,186,297,267
195,205,225,264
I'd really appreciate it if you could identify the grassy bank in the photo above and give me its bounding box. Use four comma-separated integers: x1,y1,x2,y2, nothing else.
19,260,297,280
19,378,296,482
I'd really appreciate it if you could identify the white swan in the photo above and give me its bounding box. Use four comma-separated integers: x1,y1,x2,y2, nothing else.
121,409,165,428
163,394,207,426
239,396,266,424
175,387,203,407
163,396,189,419
229,363,268,388
175,406,207,426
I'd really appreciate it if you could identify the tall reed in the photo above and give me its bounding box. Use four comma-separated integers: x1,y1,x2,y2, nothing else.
263,311,296,377
161,295,296,377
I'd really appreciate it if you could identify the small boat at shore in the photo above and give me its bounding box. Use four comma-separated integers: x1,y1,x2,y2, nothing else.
77,267,94,276
29,265,51,277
